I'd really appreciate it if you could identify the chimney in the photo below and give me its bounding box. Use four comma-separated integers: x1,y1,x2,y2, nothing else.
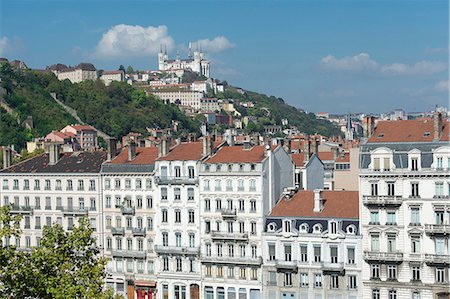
227,134,235,146
313,189,323,213
243,140,251,150
48,143,61,166
203,135,213,157
434,112,443,141
128,141,136,161
2,147,12,169
158,137,170,157
106,137,117,161
332,147,339,160
312,139,319,155
304,140,311,161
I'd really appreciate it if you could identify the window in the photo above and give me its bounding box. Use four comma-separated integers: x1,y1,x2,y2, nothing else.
249,179,256,191
226,179,233,191
412,291,420,299
239,267,246,279
330,247,338,263
437,157,443,170
217,243,223,257
250,222,256,235
35,216,41,229
435,238,445,254
387,265,397,280
250,200,256,212
387,211,396,225
314,246,321,262
174,188,181,200
268,244,276,261
189,234,195,247
410,207,420,225
330,221,338,234
78,180,84,191
146,196,152,208
125,179,131,190
239,200,245,212
106,238,112,250
412,266,421,281
314,274,322,288
411,236,420,253
300,273,308,287
237,179,244,191
162,209,168,223
215,179,221,191
206,243,211,256
34,180,40,190
436,268,445,283
89,180,95,191
371,234,380,251
176,257,182,272
330,275,339,289
284,272,292,286
411,182,419,197
383,158,391,171
387,182,395,196
188,166,195,178
240,245,246,257
217,265,223,277
411,158,418,171
300,245,308,262
347,247,355,264
45,180,51,190
268,271,277,285
145,178,152,189
435,182,444,196
284,220,291,233
216,199,222,211
161,188,167,201
387,234,396,252
162,232,168,246
2,179,8,190
188,210,195,223
205,221,211,234
251,245,257,258
205,198,210,211
204,179,210,191
187,188,194,201
105,196,111,208
174,166,181,177
364,178,376,194
284,244,292,261
435,210,445,225
372,289,380,299
370,211,379,224
348,275,357,289
175,209,181,223
24,179,29,190
239,221,245,233
163,257,169,271
147,217,153,230
136,196,142,209
389,290,397,299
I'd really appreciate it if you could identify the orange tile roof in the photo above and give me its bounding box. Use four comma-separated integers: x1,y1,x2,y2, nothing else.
157,142,204,161
49,131,71,139
71,125,96,131
368,118,449,143
318,151,334,161
110,147,158,165
205,145,268,163
270,190,359,219
291,153,305,167
335,152,350,163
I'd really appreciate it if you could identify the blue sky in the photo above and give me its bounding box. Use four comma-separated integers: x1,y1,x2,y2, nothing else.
0,0,448,113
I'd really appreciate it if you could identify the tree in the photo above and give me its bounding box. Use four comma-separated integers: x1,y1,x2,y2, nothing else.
118,65,125,72
126,65,134,74
0,206,118,299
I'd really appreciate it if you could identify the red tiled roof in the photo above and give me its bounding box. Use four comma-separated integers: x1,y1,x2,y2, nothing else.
318,152,334,161
368,118,449,143
71,125,96,131
157,142,204,161
291,153,305,167
205,145,268,163
110,147,158,165
335,152,350,163
270,190,359,218
48,131,71,140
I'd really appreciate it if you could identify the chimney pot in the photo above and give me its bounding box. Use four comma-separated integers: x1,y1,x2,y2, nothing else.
313,189,323,213
128,141,136,161
2,147,12,169
107,137,117,161
48,143,61,166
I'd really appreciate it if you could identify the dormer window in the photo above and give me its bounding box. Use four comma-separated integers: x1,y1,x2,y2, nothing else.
250,164,256,171
377,134,384,138
205,165,210,172
299,223,309,233
239,164,244,171
228,164,232,172
313,224,323,234
346,225,356,235
267,222,277,232
284,220,291,233
217,164,222,171
424,132,430,137
329,221,338,234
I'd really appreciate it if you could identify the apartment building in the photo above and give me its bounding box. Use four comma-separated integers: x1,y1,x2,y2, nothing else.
101,142,159,298
199,142,294,299
262,189,361,299
359,114,450,299
0,144,106,249
61,124,98,150
153,139,213,299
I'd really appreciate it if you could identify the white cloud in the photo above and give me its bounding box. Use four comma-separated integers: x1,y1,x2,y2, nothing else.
193,36,235,53
435,80,450,93
0,37,9,56
93,24,175,58
320,53,378,71
320,53,447,76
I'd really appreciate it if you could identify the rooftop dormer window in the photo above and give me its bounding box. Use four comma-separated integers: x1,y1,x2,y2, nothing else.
424,132,430,137
267,223,277,232
228,164,232,172
313,224,323,234
284,220,291,233
299,223,309,233
377,134,384,139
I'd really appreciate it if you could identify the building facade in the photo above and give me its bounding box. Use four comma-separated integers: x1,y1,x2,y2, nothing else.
158,45,210,78
262,189,362,299
199,143,294,299
359,115,450,299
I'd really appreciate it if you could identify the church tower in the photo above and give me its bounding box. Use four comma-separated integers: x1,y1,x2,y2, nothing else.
158,45,165,71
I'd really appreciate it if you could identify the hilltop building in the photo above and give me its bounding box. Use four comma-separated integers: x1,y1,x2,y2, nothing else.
158,44,210,78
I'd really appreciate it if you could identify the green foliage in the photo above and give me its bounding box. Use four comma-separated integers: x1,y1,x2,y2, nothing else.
0,108,28,149
126,65,134,74
0,206,118,299
118,65,126,72
181,71,207,83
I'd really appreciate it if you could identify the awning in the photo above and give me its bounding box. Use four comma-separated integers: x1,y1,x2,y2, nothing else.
135,280,157,288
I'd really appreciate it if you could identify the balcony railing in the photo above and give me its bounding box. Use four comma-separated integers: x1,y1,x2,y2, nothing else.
111,250,146,259
362,195,403,208
424,254,450,266
321,262,345,275
131,228,146,236
120,206,135,215
363,251,403,264
154,245,200,256
220,209,237,219
274,259,298,271
210,232,249,242
58,206,89,215
202,255,262,265
155,176,198,185
9,205,33,215
111,227,125,236
424,224,450,236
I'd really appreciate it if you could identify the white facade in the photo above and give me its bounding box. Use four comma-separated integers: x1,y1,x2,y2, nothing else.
150,90,203,109
360,138,450,297
101,71,124,86
158,48,210,78
57,68,97,83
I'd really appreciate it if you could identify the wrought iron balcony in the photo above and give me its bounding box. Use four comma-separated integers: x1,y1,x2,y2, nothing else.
111,250,146,259
155,176,198,185
111,227,125,236
9,205,33,215
321,262,345,275
424,224,450,237
362,195,403,208
210,231,249,242
131,228,146,236
154,245,200,256
363,251,403,264
202,255,262,265
59,206,88,215
220,209,237,219
424,254,450,267
120,206,135,215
